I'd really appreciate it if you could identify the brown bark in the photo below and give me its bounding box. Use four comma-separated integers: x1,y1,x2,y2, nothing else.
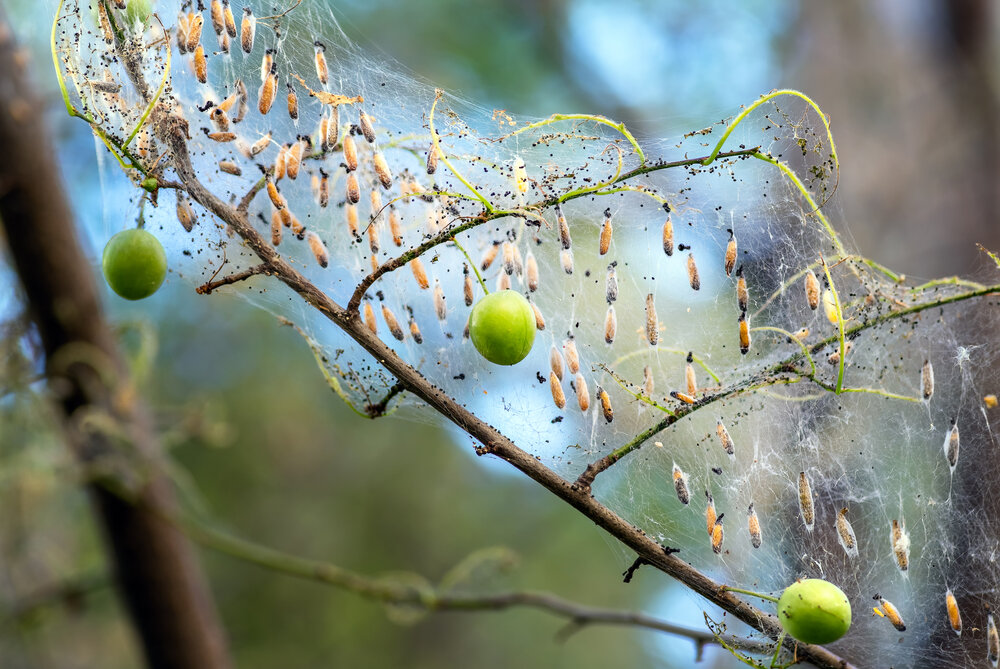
0,20,232,669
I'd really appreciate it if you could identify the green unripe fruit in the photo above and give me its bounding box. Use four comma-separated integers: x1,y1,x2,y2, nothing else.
468,290,536,366
102,229,167,300
777,579,852,644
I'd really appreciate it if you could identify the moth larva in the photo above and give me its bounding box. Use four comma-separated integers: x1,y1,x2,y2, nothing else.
410,258,429,290
711,515,725,554
716,420,734,457
513,156,528,194
606,261,618,303
874,595,906,632
463,266,474,306
604,306,616,344
218,160,241,176
989,612,999,666
186,12,203,52
426,142,439,175
433,281,447,321
687,253,700,291
805,269,820,310
359,111,376,143
270,209,282,246
564,338,580,375
662,216,674,256
528,301,544,330
738,311,750,355
314,41,328,85
480,242,500,271
643,365,654,398
343,132,358,171
670,390,696,405
258,67,277,115
645,293,658,346
407,308,423,344
550,346,564,381
736,265,748,312
598,386,613,423
240,7,255,54
345,203,359,237
891,519,909,572
209,106,230,132
382,304,405,341
233,78,248,123
346,172,360,204
389,207,402,247
550,371,566,410
921,359,934,400
307,231,329,268
193,45,207,84
286,138,305,180
556,203,571,249
260,49,277,83
798,471,814,531
223,0,236,38
685,352,697,396
575,372,590,412
363,300,377,335
176,194,195,232
944,422,960,469
286,83,298,120
945,589,961,636
373,152,393,190
210,0,224,34
836,507,858,558
705,491,716,535
317,168,329,208
560,249,574,275
748,503,762,548
502,241,515,276
599,208,612,255
672,463,690,505
525,251,539,292
724,228,737,276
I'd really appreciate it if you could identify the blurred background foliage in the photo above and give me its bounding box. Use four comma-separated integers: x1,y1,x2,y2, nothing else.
1,0,998,667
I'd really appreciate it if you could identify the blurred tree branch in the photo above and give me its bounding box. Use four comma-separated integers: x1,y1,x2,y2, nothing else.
0,17,231,669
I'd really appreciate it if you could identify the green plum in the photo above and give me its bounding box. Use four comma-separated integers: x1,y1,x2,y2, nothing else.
777,579,852,644
102,229,167,300
468,290,535,365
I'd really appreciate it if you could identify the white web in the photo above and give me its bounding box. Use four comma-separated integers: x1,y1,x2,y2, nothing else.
54,0,1000,665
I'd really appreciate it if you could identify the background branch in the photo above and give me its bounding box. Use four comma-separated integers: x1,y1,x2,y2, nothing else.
0,19,231,669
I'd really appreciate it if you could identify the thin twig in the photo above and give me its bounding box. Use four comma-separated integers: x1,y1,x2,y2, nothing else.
365,382,405,418
172,508,763,654
195,263,270,295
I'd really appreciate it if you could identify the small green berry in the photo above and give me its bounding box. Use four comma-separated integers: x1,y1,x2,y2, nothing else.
468,290,535,366
102,229,167,300
777,579,852,644
141,177,158,192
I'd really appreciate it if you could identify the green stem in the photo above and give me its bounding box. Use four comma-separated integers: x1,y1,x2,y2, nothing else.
722,586,780,604
429,91,494,212
819,256,847,393
449,237,488,295
503,113,646,166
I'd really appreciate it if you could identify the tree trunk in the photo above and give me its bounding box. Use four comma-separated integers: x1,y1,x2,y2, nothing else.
0,18,232,669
